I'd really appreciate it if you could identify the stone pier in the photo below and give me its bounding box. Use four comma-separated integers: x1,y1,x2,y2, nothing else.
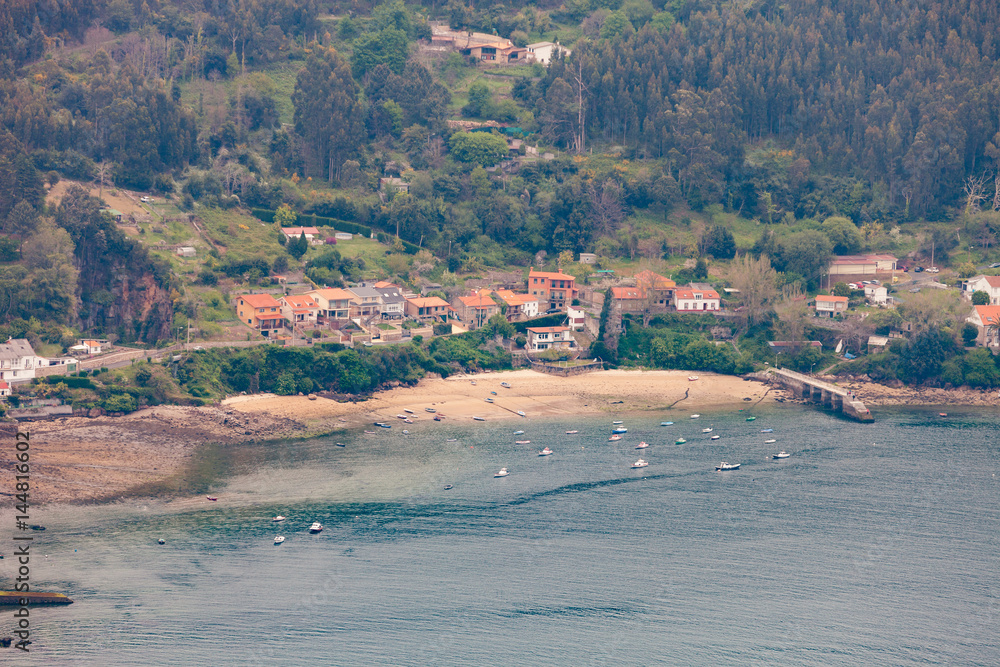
768,368,874,422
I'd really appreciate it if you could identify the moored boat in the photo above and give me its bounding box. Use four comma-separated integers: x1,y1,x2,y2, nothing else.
746,416,757,421
612,420,624,425
272,516,286,522
710,435,720,440
773,451,790,459
274,536,285,545
515,440,531,444
609,434,623,441
675,438,686,445
612,427,628,434
764,439,776,444
716,462,740,471
690,414,700,419
206,496,218,501
660,421,674,426
635,441,649,449
702,427,713,433
309,522,323,533
761,428,773,433
494,468,509,478
631,459,649,469
514,430,525,435
565,430,579,434
517,411,526,417
538,447,553,456
473,416,486,421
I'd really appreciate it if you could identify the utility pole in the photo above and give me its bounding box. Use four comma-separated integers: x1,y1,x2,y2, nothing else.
573,60,588,154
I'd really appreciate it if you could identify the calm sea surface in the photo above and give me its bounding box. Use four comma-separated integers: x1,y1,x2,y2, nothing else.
4,404,999,665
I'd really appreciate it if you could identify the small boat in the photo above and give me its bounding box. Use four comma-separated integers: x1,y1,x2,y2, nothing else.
761,428,773,433
338,417,347,421
485,398,494,403
404,409,414,414
515,440,531,444
702,427,713,433
764,439,776,444
434,416,443,421
473,416,486,421
425,408,436,413
538,447,553,456
206,496,218,502
939,412,947,417
396,414,407,419
403,418,413,423
272,516,286,522
631,459,649,469
635,441,649,449
675,438,686,445
565,430,579,434
660,421,674,426
402,430,409,435
690,414,700,419
364,430,376,434
274,536,285,545
517,411,526,417
471,380,477,385
716,462,740,471
501,382,511,388
309,522,323,533
710,435,720,440
494,468,509,478
374,422,391,428
609,434,623,441
612,427,628,434
746,417,756,422
612,421,624,425
444,484,453,490
335,442,346,447
773,451,790,459
158,539,166,545
446,438,458,442
514,430,525,435
688,376,699,381
491,391,497,395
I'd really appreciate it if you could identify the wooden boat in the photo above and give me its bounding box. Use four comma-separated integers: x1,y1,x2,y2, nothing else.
0,592,73,606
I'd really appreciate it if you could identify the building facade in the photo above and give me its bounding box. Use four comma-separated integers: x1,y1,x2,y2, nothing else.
236,294,284,336
527,268,578,310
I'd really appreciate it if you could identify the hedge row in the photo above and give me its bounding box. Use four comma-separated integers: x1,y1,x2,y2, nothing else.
250,208,373,238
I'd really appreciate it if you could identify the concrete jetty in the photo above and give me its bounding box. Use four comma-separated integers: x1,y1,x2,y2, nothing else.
767,368,874,422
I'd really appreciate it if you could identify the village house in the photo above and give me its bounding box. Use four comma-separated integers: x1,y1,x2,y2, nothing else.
493,290,539,321
0,339,75,384
453,291,500,329
280,226,321,243
967,305,1000,347
461,40,527,64
525,41,570,65
77,339,105,355
379,177,409,195
374,284,407,320
526,326,576,352
963,275,1000,304
346,283,384,319
527,268,578,311
674,286,721,312
828,254,898,276
867,335,890,353
864,284,890,306
236,294,284,337
0,380,10,397
567,306,586,331
405,296,453,322
279,294,320,327
814,294,849,318
306,287,354,326
610,286,645,313
635,270,676,308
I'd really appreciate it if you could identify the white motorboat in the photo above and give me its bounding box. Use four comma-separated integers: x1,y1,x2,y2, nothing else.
675,438,687,444
517,411,526,417
538,447,553,456
404,409,414,414
565,430,579,434
309,522,323,533
612,420,624,425
274,536,285,545
716,462,740,471
515,440,531,444
773,451,790,459
501,382,511,388
690,414,701,419
396,414,407,419
761,428,774,433
272,516,286,522
609,434,623,441
470,380,476,385
688,375,699,381
495,468,509,477
764,439,776,444
635,441,649,449
632,459,649,469
702,427,713,433
710,435,720,440
485,398,494,403
612,427,628,434
661,421,674,426
473,416,486,421
514,430,525,435
425,407,437,413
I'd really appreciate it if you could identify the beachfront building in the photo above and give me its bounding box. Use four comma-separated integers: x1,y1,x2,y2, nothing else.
674,286,721,312
967,305,1000,347
635,270,676,308
493,290,539,321
236,294,284,337
526,326,576,352
0,339,75,383
814,294,849,318
405,296,453,322
963,275,1000,304
454,291,500,329
307,287,354,326
527,268,578,311
346,283,383,319
279,294,320,327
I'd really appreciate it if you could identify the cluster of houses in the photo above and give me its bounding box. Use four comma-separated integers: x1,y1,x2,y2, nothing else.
608,269,721,313
428,24,570,66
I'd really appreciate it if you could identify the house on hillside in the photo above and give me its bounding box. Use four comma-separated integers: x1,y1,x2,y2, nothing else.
280,227,321,243
453,291,500,329
525,41,571,65
0,339,74,383
814,294,849,318
307,287,354,326
526,326,576,352
864,284,890,305
405,296,453,322
279,294,320,327
236,294,284,337
346,283,383,319
963,275,1000,304
527,268,578,311
375,284,407,320
610,286,645,313
635,270,676,308
493,290,539,321
674,286,721,312
967,305,1000,346
461,40,527,64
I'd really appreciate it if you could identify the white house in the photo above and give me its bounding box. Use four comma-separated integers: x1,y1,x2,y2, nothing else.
967,305,1000,346
280,226,321,243
567,306,586,331
526,326,576,352
963,275,1000,304
864,284,890,305
814,294,849,318
0,339,71,383
279,294,320,327
526,41,570,65
674,287,721,312
176,246,196,257
375,283,407,320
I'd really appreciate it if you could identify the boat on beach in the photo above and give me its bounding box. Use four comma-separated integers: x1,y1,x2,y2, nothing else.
433,416,443,421
688,376,699,381
773,451,790,459
473,416,486,421
396,414,407,419
404,409,414,414
206,496,218,501
538,447,553,456
364,430,376,434
631,459,649,469
501,382,511,388
517,410,526,417
425,408,437,413
495,468,509,478
716,462,740,471
374,422,391,428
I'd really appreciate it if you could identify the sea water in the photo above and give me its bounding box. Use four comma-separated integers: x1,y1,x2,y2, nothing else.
4,405,999,665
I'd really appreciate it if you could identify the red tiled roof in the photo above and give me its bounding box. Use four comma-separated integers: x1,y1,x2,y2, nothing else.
281,295,318,308
973,305,1000,325
815,295,849,303
529,268,576,281
239,294,281,308
675,288,720,300
612,286,643,299
308,288,354,301
407,296,452,308
527,326,570,333
458,293,497,308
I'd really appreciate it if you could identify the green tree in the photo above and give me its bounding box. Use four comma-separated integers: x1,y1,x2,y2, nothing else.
832,282,852,297
288,231,309,259
963,348,1000,387
822,216,863,254
448,132,509,165
700,224,735,259
351,28,409,79
274,203,297,227
462,82,493,118
4,201,39,255
600,11,634,39
972,290,991,306
292,48,364,182
962,322,980,345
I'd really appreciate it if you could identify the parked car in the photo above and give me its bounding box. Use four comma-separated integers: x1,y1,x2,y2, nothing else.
927,266,940,273
862,280,873,285
990,263,1000,269
849,282,862,289
898,265,909,271
870,279,880,284
914,266,924,272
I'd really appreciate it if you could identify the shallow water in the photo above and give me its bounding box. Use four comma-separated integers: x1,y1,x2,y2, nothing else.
5,405,999,665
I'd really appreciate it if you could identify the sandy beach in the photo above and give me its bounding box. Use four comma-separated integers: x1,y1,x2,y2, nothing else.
9,368,996,505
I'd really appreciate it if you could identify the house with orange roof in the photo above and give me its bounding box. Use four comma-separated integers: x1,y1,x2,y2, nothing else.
0,380,9,397
526,326,576,352
527,268,577,311
814,294,849,318
307,287,354,325
236,293,284,336
405,296,454,322
453,291,500,329
963,275,1000,304
675,286,721,312
280,226,321,243
967,305,1000,346
461,39,527,64
493,289,539,321
635,270,676,307
279,294,320,327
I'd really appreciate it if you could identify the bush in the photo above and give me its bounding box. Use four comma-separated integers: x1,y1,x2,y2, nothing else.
102,393,138,413
972,290,990,306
